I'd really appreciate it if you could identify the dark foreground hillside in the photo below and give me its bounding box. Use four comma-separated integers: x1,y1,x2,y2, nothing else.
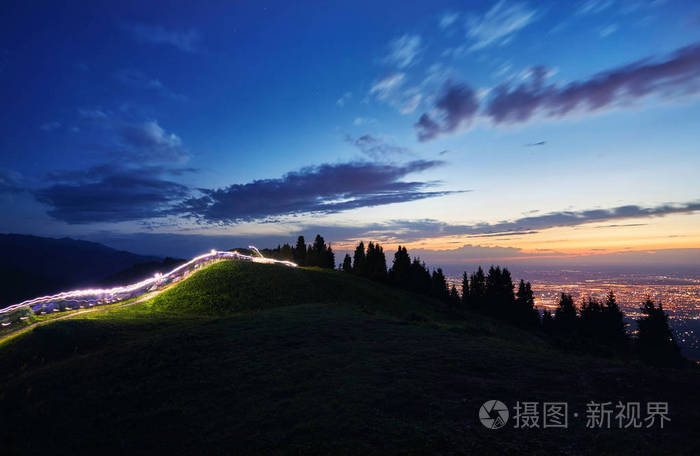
0,262,699,455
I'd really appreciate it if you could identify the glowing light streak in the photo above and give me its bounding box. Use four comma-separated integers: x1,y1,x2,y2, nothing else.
0,247,297,316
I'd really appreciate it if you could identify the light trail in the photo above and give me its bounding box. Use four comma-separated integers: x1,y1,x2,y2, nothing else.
0,246,296,320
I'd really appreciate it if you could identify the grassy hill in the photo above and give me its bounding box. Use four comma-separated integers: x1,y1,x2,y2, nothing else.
0,261,699,455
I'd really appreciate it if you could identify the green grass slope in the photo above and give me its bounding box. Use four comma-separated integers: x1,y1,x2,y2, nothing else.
0,261,699,455
111,260,455,319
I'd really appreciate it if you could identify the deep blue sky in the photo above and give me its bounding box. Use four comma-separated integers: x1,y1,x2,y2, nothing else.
1,0,699,266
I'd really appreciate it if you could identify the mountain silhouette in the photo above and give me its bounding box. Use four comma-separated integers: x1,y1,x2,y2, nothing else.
0,234,158,307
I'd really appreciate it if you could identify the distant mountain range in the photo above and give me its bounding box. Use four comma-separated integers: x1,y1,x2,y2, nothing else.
0,234,168,307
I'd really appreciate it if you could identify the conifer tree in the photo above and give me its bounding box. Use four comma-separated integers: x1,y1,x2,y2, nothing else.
294,236,307,266
485,265,502,310
449,284,460,307
469,267,486,311
515,279,538,327
365,241,387,281
306,245,314,266
580,297,603,339
554,293,577,335
306,234,325,267
541,309,554,333
389,246,411,288
637,298,684,367
431,268,449,301
342,253,352,272
375,243,387,281
484,266,515,317
461,272,470,308
500,267,516,316
352,241,366,275
366,242,375,278
409,258,432,295
279,243,294,261
603,291,627,347
325,244,335,269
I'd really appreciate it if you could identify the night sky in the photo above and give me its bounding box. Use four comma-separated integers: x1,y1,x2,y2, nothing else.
1,0,699,267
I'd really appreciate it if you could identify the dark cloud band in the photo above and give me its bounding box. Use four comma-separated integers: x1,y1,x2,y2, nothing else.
417,42,700,140
178,160,458,223
35,160,459,224
299,201,700,243
35,166,190,224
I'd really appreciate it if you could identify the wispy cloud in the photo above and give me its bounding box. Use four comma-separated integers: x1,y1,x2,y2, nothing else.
178,160,458,223
353,117,376,126
399,90,422,114
577,0,615,15
493,62,513,78
465,1,537,51
0,169,25,195
121,23,201,53
383,34,423,68
118,120,189,163
115,69,187,101
369,73,424,114
78,108,108,119
40,121,61,132
439,11,460,30
599,23,618,37
345,134,411,159
369,73,405,100
336,91,352,107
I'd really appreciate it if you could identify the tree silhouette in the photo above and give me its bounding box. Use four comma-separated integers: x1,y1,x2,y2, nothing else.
431,268,449,301
342,253,352,272
289,234,335,268
576,291,630,356
306,234,324,267
637,298,684,367
602,291,627,349
294,236,307,266
449,284,460,307
468,267,486,311
542,309,554,334
553,293,577,336
580,297,603,340
484,266,515,317
365,241,387,281
514,279,539,327
352,241,366,276
460,272,470,309
408,258,432,295
261,243,294,261
325,244,335,269
306,245,313,266
389,246,411,289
